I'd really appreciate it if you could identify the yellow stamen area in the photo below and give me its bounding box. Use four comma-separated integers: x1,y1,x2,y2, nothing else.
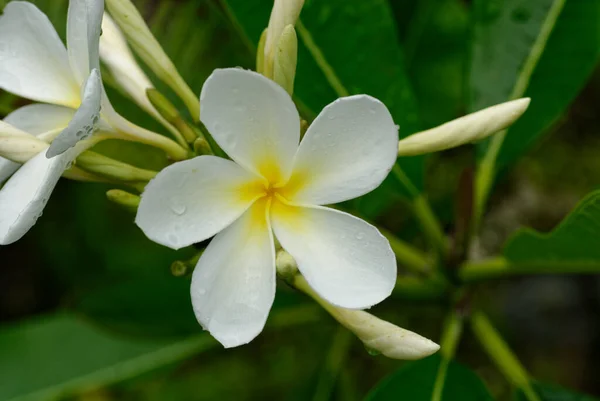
240,163,308,231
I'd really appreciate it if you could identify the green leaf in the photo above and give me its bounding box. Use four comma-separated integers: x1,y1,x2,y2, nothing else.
471,0,600,170
76,275,318,338
0,314,214,401
364,355,493,401
76,278,199,338
221,0,423,208
402,0,470,128
504,190,600,268
515,382,600,401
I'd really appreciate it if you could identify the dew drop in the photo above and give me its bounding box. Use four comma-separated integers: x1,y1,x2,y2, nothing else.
356,232,365,240
168,233,179,245
327,114,336,120
170,200,187,216
368,107,377,114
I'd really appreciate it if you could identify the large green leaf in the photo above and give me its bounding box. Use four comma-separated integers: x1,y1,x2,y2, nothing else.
471,0,600,170
504,190,600,267
221,0,423,208
515,382,600,401
0,314,214,401
364,355,493,401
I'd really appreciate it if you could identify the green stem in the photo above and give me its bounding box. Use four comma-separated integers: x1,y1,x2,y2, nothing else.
391,165,447,257
413,195,448,257
470,311,540,401
431,310,464,401
312,327,353,401
459,257,600,282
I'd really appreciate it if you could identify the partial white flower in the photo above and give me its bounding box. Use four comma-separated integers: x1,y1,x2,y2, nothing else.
397,98,531,156
0,0,109,244
0,117,98,245
136,68,398,348
0,0,106,155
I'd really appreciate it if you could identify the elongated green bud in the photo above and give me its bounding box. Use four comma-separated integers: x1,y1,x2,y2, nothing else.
105,0,199,118
106,189,141,212
193,138,212,155
273,25,298,95
76,151,157,182
256,29,268,74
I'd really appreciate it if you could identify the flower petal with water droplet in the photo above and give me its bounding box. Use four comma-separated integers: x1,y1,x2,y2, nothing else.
0,147,80,245
270,202,397,309
136,155,265,250
191,199,276,348
281,95,398,205
0,1,80,107
46,68,102,158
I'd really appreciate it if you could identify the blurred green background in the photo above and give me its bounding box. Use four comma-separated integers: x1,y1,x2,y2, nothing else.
1,0,599,400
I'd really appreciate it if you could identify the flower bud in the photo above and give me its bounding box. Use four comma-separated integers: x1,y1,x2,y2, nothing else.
0,121,47,163
104,0,199,118
76,151,157,182
273,25,298,95
290,271,439,360
326,307,440,360
397,98,531,156
263,0,304,79
106,189,141,212
100,13,176,136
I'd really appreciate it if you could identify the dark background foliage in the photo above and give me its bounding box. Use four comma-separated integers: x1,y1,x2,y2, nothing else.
0,0,599,400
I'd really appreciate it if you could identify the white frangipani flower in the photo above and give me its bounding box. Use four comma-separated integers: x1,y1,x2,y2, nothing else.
136,68,399,348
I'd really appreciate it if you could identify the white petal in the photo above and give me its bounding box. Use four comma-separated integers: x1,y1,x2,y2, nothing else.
271,203,396,309
0,158,19,185
136,155,264,250
0,1,80,107
5,104,75,142
191,200,276,348
47,69,102,158
67,0,104,84
0,148,77,245
397,98,531,156
200,68,300,184
282,95,398,205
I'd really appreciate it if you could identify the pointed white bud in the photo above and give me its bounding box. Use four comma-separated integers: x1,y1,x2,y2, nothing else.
264,0,304,78
398,98,531,156
104,0,199,117
0,121,47,163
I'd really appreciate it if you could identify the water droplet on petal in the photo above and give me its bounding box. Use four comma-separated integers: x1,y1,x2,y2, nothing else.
356,232,365,240
170,199,187,216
